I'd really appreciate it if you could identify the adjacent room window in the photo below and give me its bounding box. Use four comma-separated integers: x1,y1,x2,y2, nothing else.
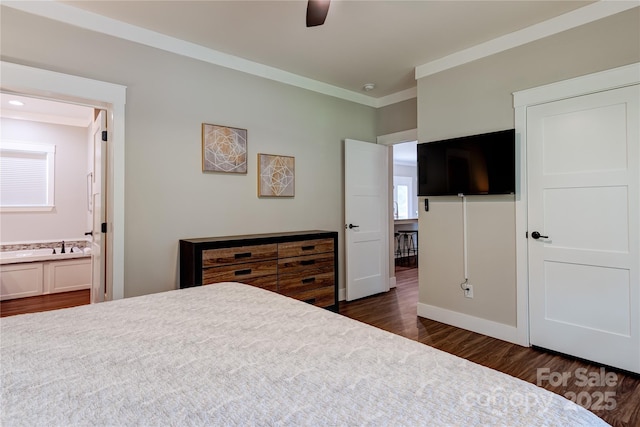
393,176,412,219
0,141,55,211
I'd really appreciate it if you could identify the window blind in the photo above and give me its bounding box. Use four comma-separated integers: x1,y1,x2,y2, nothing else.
0,143,54,208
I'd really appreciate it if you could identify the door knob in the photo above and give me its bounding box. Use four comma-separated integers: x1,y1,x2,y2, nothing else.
347,224,360,229
531,231,548,240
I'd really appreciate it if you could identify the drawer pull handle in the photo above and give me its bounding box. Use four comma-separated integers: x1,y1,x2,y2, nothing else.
302,277,316,284
301,245,315,251
301,260,315,266
303,298,316,305
235,269,252,276
235,252,252,259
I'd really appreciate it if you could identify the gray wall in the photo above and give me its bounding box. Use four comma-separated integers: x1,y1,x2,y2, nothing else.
377,98,417,136
417,8,640,327
1,7,378,298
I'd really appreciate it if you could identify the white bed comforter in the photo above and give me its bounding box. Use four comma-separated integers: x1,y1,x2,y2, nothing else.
1,282,608,426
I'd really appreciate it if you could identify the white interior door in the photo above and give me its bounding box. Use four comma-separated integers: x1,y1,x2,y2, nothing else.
528,84,639,373
345,139,389,301
90,110,107,303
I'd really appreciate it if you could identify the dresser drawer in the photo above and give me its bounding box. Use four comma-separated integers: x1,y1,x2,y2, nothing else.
279,270,334,295
278,238,334,258
202,244,277,267
286,285,335,309
203,274,277,292
278,253,334,275
203,260,277,285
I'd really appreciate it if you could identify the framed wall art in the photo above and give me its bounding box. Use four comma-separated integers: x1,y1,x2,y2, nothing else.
202,123,247,174
258,153,295,197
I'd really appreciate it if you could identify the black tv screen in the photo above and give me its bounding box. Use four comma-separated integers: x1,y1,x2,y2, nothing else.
417,129,515,196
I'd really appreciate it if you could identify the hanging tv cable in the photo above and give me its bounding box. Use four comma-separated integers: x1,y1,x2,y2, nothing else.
459,193,471,294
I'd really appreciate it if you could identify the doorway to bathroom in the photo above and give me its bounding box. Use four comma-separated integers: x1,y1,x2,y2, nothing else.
1,61,127,309
0,93,106,314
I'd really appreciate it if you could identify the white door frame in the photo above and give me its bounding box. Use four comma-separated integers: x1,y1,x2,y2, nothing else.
377,129,418,288
1,61,127,300
513,62,640,347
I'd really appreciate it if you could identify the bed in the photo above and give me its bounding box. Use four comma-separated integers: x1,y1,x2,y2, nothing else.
1,282,607,426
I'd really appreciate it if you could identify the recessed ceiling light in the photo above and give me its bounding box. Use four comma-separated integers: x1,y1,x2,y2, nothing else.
8,100,25,106
362,83,375,92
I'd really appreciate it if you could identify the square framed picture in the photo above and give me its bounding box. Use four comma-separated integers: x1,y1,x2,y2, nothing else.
258,153,295,197
202,123,247,173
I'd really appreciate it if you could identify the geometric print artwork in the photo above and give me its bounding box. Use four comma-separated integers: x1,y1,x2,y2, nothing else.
258,153,295,197
202,123,247,173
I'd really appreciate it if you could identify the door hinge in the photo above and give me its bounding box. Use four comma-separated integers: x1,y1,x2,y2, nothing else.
101,222,107,233
102,130,108,141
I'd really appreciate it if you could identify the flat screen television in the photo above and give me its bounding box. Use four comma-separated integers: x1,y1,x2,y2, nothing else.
417,129,515,196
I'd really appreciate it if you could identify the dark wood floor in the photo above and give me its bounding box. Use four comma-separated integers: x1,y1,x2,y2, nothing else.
340,267,640,427
0,289,90,317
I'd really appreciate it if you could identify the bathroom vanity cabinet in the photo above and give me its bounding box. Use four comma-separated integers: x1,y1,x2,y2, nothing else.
0,258,91,301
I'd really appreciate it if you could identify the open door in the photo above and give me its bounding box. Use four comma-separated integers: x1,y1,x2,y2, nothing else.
344,139,389,301
90,109,107,303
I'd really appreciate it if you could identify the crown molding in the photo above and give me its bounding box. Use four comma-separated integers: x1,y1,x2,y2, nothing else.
375,87,417,108
415,1,639,80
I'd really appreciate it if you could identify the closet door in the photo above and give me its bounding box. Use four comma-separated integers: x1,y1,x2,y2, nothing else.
527,84,639,373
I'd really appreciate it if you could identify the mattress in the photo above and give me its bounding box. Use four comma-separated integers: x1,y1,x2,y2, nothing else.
1,282,608,426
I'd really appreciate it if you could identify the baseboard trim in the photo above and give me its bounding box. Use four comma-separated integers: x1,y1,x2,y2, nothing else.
417,302,528,347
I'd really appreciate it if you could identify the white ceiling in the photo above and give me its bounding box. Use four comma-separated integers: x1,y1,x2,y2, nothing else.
0,93,94,128
55,0,598,102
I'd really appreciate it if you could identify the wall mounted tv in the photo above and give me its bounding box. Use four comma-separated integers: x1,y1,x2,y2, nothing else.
417,129,515,196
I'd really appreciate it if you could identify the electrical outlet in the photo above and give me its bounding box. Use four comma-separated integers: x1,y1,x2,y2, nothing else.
464,284,474,299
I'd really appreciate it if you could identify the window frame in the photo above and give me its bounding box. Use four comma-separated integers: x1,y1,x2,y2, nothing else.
393,175,414,220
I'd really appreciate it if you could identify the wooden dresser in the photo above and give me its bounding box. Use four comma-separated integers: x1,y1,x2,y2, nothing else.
179,230,338,311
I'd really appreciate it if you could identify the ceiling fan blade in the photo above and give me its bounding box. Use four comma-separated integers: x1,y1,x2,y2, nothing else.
306,0,330,27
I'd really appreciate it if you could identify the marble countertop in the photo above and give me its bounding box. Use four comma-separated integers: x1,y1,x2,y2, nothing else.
394,218,418,224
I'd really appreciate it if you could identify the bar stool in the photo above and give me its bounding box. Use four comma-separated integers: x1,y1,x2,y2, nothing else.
394,232,402,261
398,230,418,267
